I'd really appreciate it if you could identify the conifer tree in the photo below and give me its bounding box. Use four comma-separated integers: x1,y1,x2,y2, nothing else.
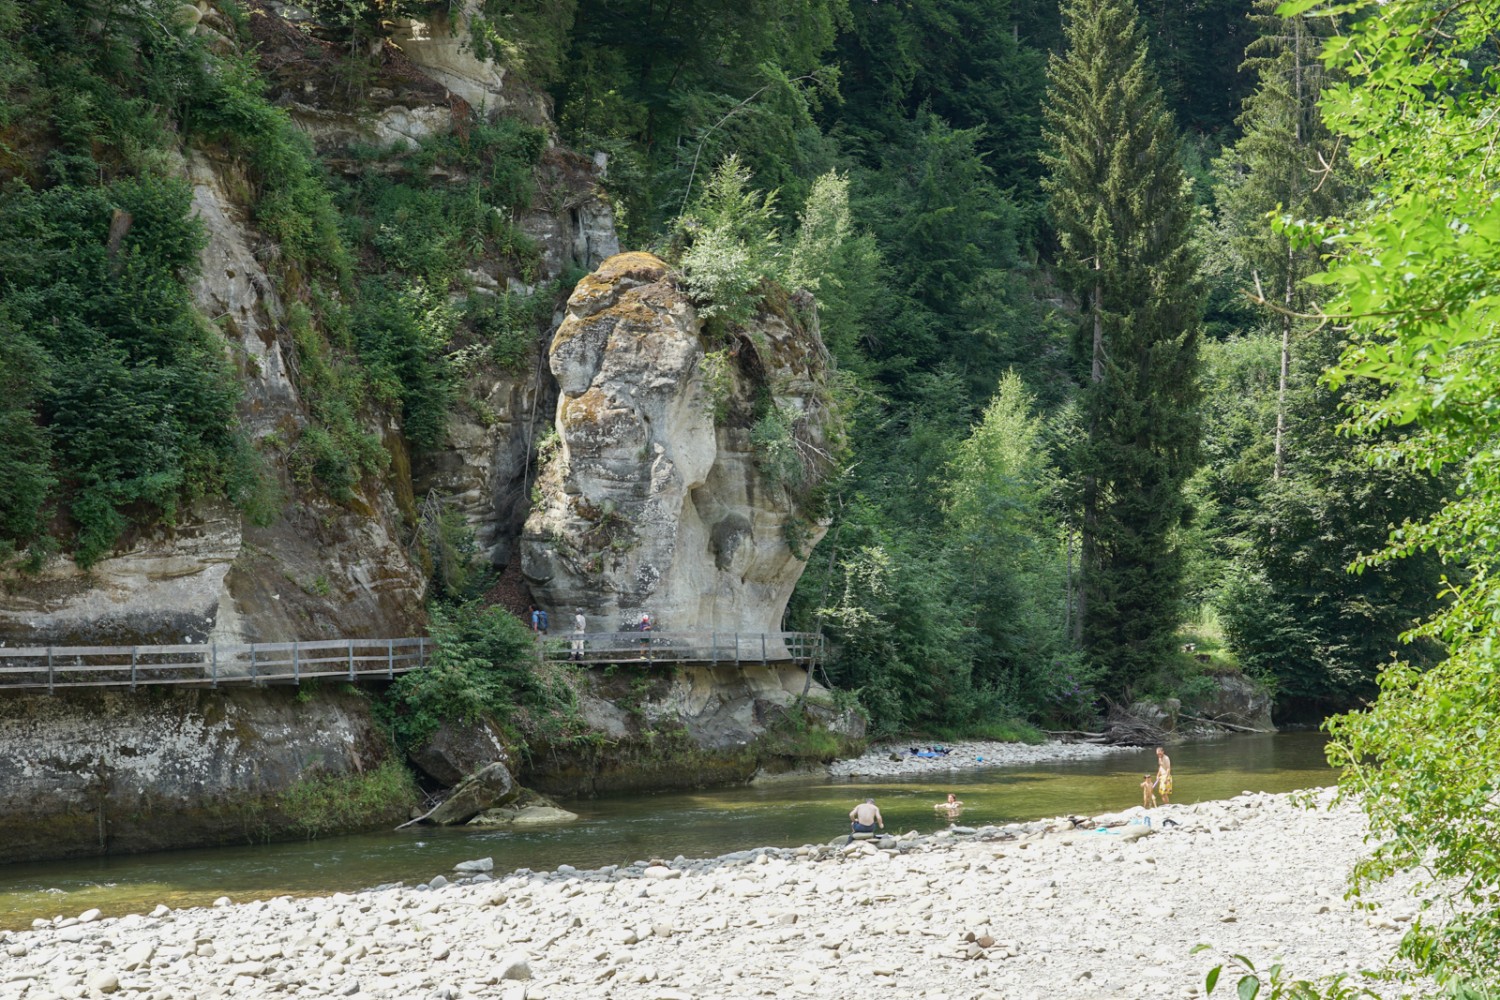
1041,0,1203,691
1217,0,1344,478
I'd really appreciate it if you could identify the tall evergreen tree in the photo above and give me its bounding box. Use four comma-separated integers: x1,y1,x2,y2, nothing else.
1209,2,1443,717
1042,0,1203,692
1217,0,1344,478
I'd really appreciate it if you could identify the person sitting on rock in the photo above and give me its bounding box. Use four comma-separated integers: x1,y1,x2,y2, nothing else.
849,798,884,834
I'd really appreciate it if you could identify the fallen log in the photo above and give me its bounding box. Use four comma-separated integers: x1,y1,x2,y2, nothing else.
1178,712,1271,734
1043,729,1108,740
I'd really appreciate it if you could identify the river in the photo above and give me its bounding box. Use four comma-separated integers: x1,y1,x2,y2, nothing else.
0,732,1331,930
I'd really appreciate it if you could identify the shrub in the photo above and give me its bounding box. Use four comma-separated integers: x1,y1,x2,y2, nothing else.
378,602,552,753
278,758,417,840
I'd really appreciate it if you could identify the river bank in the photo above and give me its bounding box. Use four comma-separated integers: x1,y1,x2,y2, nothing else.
826,738,1130,778
0,789,1420,1000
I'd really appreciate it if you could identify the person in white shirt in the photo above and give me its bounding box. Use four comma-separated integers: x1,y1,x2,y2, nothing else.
571,609,586,661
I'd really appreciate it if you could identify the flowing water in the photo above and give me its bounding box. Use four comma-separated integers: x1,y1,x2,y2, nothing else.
0,732,1331,930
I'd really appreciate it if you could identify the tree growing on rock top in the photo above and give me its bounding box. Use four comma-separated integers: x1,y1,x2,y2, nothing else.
1041,0,1203,693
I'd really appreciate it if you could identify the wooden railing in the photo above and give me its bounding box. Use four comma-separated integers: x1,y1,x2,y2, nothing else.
537,630,823,666
0,638,432,693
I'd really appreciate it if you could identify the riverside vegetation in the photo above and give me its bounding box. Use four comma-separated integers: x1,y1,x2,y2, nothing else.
4,0,1500,993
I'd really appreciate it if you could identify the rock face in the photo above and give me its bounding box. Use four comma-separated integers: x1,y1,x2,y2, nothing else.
520,253,834,633
0,4,620,644
409,716,517,787
0,688,406,864
523,663,862,797
424,761,520,825
1184,673,1276,731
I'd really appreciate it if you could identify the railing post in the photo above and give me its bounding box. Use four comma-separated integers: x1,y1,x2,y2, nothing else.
131,647,138,691
47,646,54,695
211,642,218,688
761,633,767,665
733,632,739,667
250,645,258,684
711,631,717,665
387,638,395,679
348,639,355,682
418,637,426,667
292,641,300,685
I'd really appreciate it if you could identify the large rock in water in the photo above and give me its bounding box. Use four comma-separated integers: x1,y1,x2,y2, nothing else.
408,716,517,787
425,762,520,826
520,253,834,633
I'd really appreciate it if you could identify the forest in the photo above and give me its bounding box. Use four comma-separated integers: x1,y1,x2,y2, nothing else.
3,0,1500,990
0,0,1463,731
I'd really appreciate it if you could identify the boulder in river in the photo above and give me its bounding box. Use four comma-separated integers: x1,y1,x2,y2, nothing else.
408,715,517,787
424,762,519,826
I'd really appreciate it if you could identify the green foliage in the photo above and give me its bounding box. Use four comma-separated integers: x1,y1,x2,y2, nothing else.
1281,0,1500,989
754,707,855,761
334,117,548,448
554,0,844,231
352,280,459,450
0,173,258,565
1043,0,1204,692
379,603,576,754
285,304,388,501
945,373,1075,709
466,0,580,85
278,758,418,840
699,349,735,423
1198,948,1379,999
672,154,784,325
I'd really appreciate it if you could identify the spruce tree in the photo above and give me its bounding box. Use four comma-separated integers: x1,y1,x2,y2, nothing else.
1042,0,1203,692
1217,0,1345,478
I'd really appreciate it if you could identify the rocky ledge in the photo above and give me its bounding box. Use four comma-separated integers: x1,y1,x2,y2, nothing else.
1,791,1424,999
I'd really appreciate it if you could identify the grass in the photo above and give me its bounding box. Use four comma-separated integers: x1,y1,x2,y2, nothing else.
277,758,417,839
924,718,1047,744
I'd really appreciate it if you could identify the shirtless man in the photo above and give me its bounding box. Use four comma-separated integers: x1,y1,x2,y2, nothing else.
849,798,884,833
1155,747,1173,804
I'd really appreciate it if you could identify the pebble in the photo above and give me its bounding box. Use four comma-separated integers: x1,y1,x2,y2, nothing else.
828,739,1128,778
0,783,1430,998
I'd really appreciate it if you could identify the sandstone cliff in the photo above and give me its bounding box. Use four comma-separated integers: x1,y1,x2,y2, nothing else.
0,2,617,645
521,253,834,633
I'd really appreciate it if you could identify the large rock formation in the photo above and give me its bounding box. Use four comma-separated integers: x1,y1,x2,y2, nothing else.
520,253,834,633
0,3,618,645
0,687,407,863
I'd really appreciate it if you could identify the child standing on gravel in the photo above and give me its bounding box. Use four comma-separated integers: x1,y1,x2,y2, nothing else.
1140,775,1158,809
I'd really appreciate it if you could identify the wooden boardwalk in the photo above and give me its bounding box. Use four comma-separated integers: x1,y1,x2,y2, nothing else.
0,632,822,692
0,638,433,692
536,630,823,666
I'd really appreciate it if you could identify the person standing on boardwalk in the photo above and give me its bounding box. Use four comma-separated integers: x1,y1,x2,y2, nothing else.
849,798,884,833
530,605,549,635
571,608,586,661
1155,747,1173,804
637,611,652,659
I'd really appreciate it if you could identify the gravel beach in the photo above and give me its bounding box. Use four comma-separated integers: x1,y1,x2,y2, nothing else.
0,789,1420,1000
827,739,1130,778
